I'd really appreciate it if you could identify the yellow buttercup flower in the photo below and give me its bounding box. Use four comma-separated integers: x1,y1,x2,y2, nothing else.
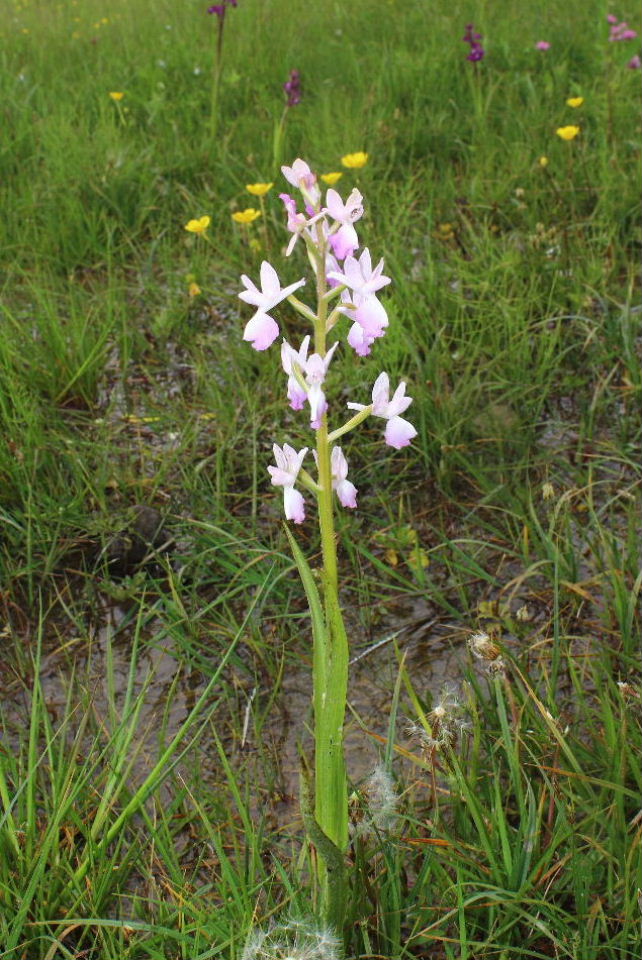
539,155,549,167
556,125,580,141
184,215,211,234
188,281,202,298
341,152,368,169
436,222,454,239
321,172,343,185
245,182,274,197
566,97,584,108
232,208,261,224
109,91,125,101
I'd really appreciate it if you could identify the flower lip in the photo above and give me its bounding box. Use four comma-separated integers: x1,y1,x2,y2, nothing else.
243,311,279,351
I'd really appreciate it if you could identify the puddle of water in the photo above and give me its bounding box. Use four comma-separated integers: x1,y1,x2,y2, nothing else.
3,598,467,814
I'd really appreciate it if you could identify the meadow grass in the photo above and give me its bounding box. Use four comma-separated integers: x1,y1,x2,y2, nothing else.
1,0,641,956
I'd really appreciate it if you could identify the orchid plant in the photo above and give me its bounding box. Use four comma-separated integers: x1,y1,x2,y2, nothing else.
207,0,238,139
237,158,416,929
273,69,302,171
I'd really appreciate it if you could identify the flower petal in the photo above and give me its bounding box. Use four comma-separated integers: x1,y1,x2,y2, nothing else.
384,416,417,449
347,322,374,356
371,372,391,413
336,479,358,508
243,312,279,350
355,295,388,337
283,487,306,523
386,380,413,417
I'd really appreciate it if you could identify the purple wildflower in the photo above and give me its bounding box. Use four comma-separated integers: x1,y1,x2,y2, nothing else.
535,41,551,51
208,0,237,19
284,69,302,107
609,18,638,42
462,23,485,62
628,53,642,68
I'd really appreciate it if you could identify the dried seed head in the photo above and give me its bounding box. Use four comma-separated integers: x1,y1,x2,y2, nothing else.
617,681,640,701
242,918,341,960
350,765,399,839
488,657,507,677
406,683,470,754
468,631,501,661
431,681,460,717
405,718,439,752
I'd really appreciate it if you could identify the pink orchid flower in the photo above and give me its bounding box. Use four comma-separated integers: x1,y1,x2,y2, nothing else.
339,287,389,347
281,158,321,204
279,193,325,256
281,336,310,410
348,372,417,449
328,247,391,299
313,446,358,508
304,342,339,428
239,261,306,350
239,260,306,312
330,447,358,508
324,188,364,260
267,443,308,523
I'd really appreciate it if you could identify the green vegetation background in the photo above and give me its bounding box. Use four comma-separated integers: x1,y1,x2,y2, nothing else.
0,0,640,958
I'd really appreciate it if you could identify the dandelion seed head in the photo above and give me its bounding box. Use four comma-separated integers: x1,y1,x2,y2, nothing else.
350,765,399,838
468,631,500,661
242,918,341,960
488,657,507,676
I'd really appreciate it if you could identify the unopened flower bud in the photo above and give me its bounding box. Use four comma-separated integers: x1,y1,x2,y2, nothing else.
542,481,555,501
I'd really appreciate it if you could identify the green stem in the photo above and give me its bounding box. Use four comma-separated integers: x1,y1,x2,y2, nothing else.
210,19,225,142
311,223,349,925
287,294,318,325
272,106,289,174
321,283,347,304
328,406,372,444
